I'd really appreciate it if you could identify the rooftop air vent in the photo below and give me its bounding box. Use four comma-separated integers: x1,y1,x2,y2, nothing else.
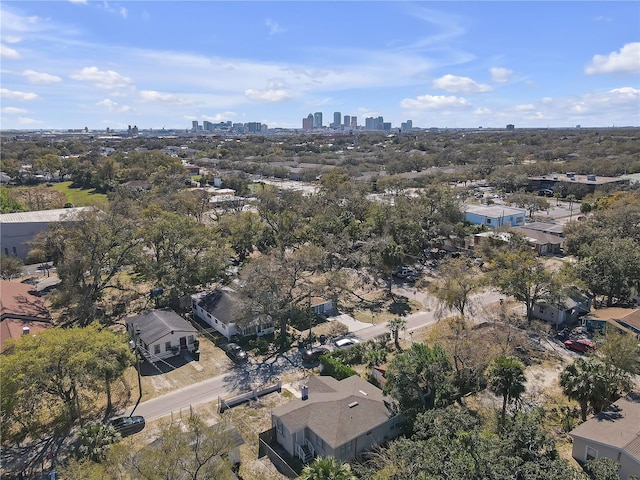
348,401,359,408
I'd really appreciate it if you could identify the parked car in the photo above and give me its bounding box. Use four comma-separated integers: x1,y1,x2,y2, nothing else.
393,266,417,279
302,347,329,363
224,342,248,362
109,415,145,437
564,338,595,353
334,338,361,349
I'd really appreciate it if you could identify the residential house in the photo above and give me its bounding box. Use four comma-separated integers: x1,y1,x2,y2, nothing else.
531,287,592,326
511,226,564,255
569,392,640,480
191,288,274,340
582,307,640,337
463,204,526,229
518,221,565,238
268,375,402,464
0,280,53,352
125,309,198,361
309,297,336,316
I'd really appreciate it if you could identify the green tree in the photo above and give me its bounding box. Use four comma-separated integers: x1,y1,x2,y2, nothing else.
574,238,640,307
584,457,621,480
596,326,640,375
0,324,133,444
383,342,453,420
559,357,631,421
490,249,561,323
126,415,236,480
239,246,323,350
300,456,357,480
429,256,483,319
36,207,142,325
0,254,24,280
486,355,527,426
135,207,231,308
77,421,121,463
387,317,407,350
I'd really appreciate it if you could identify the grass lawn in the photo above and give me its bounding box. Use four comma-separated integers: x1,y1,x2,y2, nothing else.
51,181,108,207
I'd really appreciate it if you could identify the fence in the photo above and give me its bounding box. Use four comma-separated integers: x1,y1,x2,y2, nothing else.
258,428,299,479
218,380,282,413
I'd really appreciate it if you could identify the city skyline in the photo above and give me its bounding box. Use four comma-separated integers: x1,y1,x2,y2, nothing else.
1,1,639,131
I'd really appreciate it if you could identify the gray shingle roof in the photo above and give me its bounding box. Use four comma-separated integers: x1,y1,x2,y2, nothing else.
195,289,244,326
272,376,397,448
125,309,197,345
570,392,640,460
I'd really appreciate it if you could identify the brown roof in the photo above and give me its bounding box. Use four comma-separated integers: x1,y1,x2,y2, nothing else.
272,375,397,448
570,392,640,460
0,280,52,351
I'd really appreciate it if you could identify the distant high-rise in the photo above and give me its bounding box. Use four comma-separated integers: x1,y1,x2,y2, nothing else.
203,121,213,131
400,120,413,131
343,115,351,128
303,114,314,130
351,116,357,128
506,124,515,131
313,112,323,129
192,120,199,132
332,112,341,129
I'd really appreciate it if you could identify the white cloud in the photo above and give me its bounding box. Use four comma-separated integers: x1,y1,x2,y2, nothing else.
119,7,128,19
401,94,471,110
474,107,492,115
68,0,88,4
70,66,132,89
432,74,492,94
18,117,43,125
490,67,513,83
265,18,285,37
585,42,640,75
1,107,29,114
0,88,38,101
203,112,237,122
514,104,536,111
96,98,132,112
98,1,128,19
245,89,292,102
1,44,20,59
3,35,21,43
139,90,191,105
22,70,62,84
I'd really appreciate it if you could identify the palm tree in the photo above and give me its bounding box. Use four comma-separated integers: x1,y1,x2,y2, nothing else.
559,357,628,421
486,355,526,426
387,317,407,350
299,456,357,480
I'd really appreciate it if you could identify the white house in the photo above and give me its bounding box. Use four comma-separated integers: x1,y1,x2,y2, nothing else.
191,288,274,340
125,309,198,362
463,204,526,229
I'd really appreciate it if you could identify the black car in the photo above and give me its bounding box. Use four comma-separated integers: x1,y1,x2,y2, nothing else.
109,415,145,437
224,342,248,362
302,347,329,363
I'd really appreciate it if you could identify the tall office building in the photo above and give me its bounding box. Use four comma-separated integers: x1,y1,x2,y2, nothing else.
351,116,357,128
192,120,199,132
343,115,351,128
313,112,323,129
303,114,314,130
332,112,341,129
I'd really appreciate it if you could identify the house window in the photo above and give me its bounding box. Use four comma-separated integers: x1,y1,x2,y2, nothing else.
486,219,491,224
165,341,172,352
188,335,194,344
154,344,160,355
586,446,598,461
339,441,353,455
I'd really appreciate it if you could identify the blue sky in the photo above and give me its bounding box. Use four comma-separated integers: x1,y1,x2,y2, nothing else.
1,1,639,130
